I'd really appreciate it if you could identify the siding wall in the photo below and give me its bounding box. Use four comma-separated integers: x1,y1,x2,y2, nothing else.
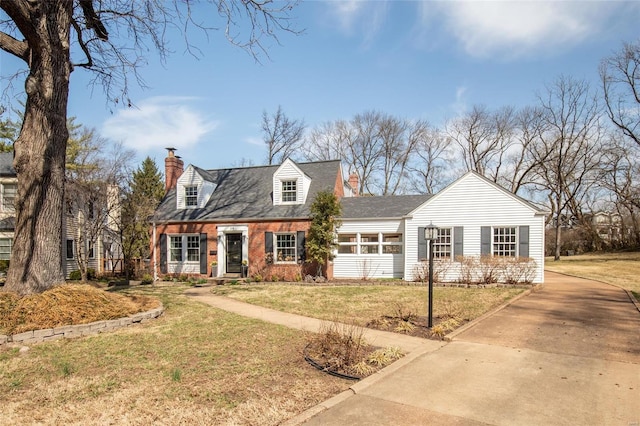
272,160,310,205
404,173,545,282
176,166,205,209
333,220,404,279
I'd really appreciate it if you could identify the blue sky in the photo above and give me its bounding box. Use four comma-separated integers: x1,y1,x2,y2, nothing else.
3,1,640,170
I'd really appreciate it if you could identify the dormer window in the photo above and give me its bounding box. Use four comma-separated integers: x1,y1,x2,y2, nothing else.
185,185,198,207
282,180,297,203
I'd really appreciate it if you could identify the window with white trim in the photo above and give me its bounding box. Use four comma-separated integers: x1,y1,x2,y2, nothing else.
276,233,296,262
337,234,357,254
2,183,16,212
185,185,198,207
281,180,297,203
360,234,379,254
169,235,200,262
382,233,402,254
0,237,12,260
493,227,517,257
432,228,452,259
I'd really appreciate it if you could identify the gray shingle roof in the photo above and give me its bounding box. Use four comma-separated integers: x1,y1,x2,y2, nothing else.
152,160,342,222
341,194,432,219
0,152,15,176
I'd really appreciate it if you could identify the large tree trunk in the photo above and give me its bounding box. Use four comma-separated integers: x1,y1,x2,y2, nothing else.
3,2,72,296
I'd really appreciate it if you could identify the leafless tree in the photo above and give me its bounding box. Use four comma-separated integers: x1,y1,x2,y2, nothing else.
600,40,640,148
408,125,453,194
445,105,516,181
0,0,299,295
533,75,604,260
262,105,305,165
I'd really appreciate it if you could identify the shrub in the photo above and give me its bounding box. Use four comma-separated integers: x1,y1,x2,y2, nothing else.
140,274,153,285
69,270,81,281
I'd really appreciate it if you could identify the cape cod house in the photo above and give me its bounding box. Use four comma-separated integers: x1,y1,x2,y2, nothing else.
151,150,545,283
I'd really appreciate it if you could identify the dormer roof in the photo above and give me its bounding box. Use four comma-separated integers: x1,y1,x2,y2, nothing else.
153,160,342,222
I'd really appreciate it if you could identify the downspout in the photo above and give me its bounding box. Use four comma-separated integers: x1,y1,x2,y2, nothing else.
152,221,157,282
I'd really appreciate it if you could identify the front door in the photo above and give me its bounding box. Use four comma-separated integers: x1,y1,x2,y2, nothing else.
226,233,242,274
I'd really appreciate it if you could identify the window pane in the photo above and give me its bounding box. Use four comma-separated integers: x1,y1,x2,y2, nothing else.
0,238,12,260
170,236,183,261
383,245,402,254
338,234,357,243
338,245,357,254
66,239,74,260
186,235,200,261
493,227,516,257
433,228,452,259
282,180,297,202
360,234,379,243
361,244,378,254
185,186,198,207
383,234,402,243
276,234,296,262
3,183,16,212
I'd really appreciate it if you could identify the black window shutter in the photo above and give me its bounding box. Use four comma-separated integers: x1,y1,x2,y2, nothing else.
480,226,491,256
519,226,529,258
453,226,464,260
159,233,167,274
265,232,273,253
296,231,306,262
199,233,208,274
418,227,427,260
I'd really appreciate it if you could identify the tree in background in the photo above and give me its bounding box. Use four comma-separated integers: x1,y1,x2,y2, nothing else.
65,119,134,281
262,105,306,165
0,107,17,152
306,191,342,278
533,76,604,260
0,0,299,295
600,40,640,148
120,157,164,279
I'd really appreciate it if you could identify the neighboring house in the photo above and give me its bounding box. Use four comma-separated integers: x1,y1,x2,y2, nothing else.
0,152,122,278
0,153,16,268
151,150,546,283
587,211,623,243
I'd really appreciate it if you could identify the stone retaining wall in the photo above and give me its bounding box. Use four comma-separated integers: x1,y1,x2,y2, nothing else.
0,305,164,347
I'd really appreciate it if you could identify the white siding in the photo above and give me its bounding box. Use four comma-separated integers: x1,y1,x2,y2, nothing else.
333,220,404,279
273,159,311,205
404,173,545,282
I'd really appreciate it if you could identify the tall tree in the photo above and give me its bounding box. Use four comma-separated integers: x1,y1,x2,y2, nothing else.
120,157,164,279
262,105,305,165
534,76,603,260
407,125,452,194
0,0,299,295
306,190,342,278
600,40,640,147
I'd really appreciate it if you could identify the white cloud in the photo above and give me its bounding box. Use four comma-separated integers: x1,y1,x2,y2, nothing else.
452,86,468,116
329,1,389,48
100,96,218,154
417,1,630,59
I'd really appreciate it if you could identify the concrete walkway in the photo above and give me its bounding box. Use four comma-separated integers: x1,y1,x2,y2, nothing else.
185,272,640,425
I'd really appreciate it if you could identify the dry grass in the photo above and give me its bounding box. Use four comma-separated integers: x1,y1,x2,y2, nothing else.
544,251,640,294
0,284,348,425
210,284,525,331
0,284,159,335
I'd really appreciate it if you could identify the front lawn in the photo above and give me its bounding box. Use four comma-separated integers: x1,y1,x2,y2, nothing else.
0,284,348,425
544,251,640,295
210,284,526,337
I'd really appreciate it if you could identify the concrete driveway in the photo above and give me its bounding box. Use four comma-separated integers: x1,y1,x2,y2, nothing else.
300,272,640,425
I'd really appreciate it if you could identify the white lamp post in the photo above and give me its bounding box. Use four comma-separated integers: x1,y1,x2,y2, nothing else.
424,222,439,328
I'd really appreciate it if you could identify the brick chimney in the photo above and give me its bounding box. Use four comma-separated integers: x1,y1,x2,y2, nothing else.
348,172,359,197
165,148,184,192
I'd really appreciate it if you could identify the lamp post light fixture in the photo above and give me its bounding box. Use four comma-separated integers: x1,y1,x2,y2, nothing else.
424,222,439,328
